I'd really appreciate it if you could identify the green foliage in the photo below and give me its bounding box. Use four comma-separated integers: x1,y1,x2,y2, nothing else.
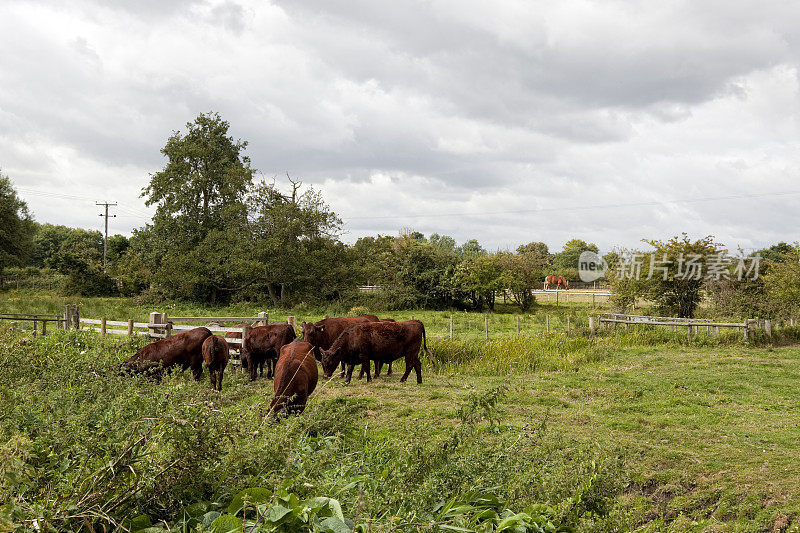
609,234,723,317
502,246,549,312
552,239,597,280
140,112,254,303
45,228,117,296
0,174,35,276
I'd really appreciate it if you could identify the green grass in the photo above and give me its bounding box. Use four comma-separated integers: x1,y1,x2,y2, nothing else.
2,291,800,531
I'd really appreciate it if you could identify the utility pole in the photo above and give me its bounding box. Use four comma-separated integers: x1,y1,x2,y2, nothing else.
96,201,117,272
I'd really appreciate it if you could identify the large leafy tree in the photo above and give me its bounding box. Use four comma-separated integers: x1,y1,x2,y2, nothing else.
247,179,346,306
0,174,35,277
139,112,254,302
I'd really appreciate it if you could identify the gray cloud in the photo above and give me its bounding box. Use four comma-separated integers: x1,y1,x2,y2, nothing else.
1,0,799,252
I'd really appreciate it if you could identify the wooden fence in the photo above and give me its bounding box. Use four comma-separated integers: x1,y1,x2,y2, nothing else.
591,312,766,340
0,312,63,336
4,305,792,344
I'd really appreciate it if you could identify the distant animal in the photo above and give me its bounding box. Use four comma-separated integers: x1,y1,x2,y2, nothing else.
123,327,212,380
544,275,569,290
202,335,229,391
320,320,428,384
270,340,318,415
224,322,250,353
301,315,381,376
242,324,297,381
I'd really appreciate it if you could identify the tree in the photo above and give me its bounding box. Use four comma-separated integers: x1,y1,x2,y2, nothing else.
757,242,796,263
47,229,116,295
248,179,345,306
458,239,486,259
452,252,503,310
0,174,35,278
501,245,551,311
140,112,254,302
552,239,598,279
609,234,723,317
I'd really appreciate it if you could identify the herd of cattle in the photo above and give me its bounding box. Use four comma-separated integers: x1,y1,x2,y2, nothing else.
122,315,429,414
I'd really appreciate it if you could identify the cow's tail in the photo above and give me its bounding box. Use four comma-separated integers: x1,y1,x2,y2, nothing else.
421,322,431,358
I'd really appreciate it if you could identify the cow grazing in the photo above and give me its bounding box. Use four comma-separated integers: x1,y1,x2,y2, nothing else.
202,335,229,391
320,320,428,384
123,327,212,380
242,324,297,381
301,315,381,375
270,340,318,415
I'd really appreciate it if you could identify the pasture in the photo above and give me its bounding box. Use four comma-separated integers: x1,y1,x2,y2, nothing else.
1,291,799,532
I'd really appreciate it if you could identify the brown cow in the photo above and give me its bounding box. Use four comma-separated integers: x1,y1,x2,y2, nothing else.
301,315,381,376
123,327,212,380
202,335,229,391
374,318,397,376
224,322,249,352
270,340,318,415
320,320,428,384
242,324,297,381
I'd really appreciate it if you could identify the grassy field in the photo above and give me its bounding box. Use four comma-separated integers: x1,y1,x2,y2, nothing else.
0,289,741,341
1,292,799,532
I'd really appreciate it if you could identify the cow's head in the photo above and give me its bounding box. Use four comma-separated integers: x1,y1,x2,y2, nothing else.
320,347,341,378
301,321,324,341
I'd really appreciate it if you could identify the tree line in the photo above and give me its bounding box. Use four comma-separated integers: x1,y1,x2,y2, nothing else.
2,112,799,316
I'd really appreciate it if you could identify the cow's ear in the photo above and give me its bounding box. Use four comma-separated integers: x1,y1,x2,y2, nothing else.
319,325,325,332
302,321,306,326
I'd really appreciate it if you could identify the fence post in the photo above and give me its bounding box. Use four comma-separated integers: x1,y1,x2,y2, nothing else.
687,325,691,339
567,316,571,335
164,313,172,337
556,292,559,308
127,319,134,337
33,319,38,337
258,312,268,326
765,319,772,337
589,316,596,335
101,317,107,338
287,316,295,329
242,325,250,373
484,314,489,340
450,315,453,339
516,316,520,335
42,319,47,336
149,312,162,339
592,293,595,307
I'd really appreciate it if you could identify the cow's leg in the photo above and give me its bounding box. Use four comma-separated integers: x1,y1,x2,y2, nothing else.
400,350,413,382
359,355,371,383
249,361,258,381
344,364,354,384
339,361,346,378
217,368,224,391
415,358,422,384
209,369,216,390
387,361,393,376
192,361,203,381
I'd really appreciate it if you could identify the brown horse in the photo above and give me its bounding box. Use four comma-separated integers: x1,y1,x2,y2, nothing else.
544,275,569,290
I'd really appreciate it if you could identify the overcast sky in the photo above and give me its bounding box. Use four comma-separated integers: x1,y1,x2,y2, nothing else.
1,0,799,254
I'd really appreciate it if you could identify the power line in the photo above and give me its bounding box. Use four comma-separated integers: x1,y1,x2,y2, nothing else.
341,190,800,220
